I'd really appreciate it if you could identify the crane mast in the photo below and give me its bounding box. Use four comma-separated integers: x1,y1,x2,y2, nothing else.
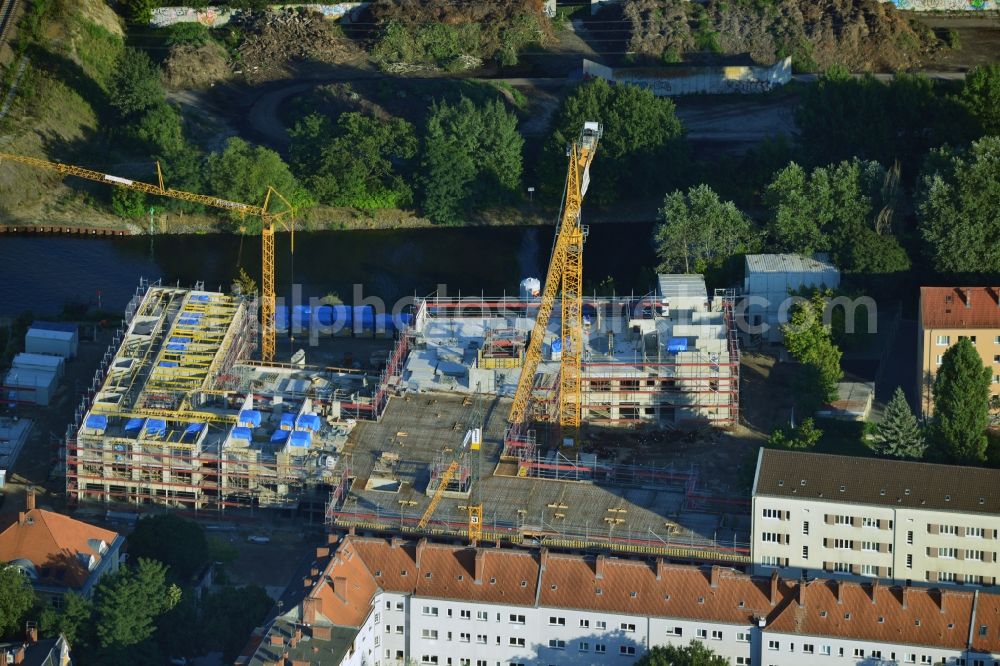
0,151,293,362
507,122,601,434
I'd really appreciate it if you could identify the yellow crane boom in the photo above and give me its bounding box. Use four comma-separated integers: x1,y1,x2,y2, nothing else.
417,460,459,530
0,151,293,362
507,122,601,431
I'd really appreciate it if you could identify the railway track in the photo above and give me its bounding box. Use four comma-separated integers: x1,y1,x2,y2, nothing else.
0,0,19,53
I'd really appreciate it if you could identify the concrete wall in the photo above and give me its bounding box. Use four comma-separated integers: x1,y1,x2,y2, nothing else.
582,58,792,97
150,3,368,28
887,0,994,9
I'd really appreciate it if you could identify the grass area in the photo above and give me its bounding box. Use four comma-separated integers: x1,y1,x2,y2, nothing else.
812,419,876,457
553,3,589,30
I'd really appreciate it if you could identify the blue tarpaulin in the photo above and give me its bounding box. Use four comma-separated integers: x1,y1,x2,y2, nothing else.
170,337,191,344
182,423,204,442
238,410,262,428
158,361,179,368
667,337,689,353
270,429,290,444
296,413,321,431
230,427,253,442
190,295,210,302
85,415,107,431
280,413,296,430
288,431,312,448
166,343,187,352
145,419,167,437
178,319,200,327
124,418,145,434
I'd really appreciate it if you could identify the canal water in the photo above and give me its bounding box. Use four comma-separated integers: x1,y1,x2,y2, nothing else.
0,224,657,316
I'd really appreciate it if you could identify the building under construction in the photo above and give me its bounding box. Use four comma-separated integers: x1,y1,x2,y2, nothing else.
64,280,407,512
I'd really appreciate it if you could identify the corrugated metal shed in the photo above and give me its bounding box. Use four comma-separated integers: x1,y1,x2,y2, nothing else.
744,253,838,274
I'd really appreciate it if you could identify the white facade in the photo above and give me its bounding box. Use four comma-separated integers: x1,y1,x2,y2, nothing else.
12,352,65,380
25,327,77,358
742,254,840,342
2,368,57,406
759,632,987,666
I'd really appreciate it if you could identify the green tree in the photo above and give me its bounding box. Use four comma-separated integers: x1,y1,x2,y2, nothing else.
133,102,184,154
0,565,35,638
542,78,685,205
769,417,823,450
959,64,1000,136
199,585,273,663
781,292,843,414
654,184,757,274
111,188,146,219
290,112,417,209
917,137,1000,275
207,138,309,228
128,515,209,581
636,640,728,666
44,592,94,648
873,387,926,459
108,48,165,119
419,97,521,224
930,338,990,464
94,558,181,649
122,0,159,23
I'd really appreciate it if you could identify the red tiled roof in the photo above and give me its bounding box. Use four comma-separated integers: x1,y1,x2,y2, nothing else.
0,509,119,589
921,287,1000,329
308,536,1000,655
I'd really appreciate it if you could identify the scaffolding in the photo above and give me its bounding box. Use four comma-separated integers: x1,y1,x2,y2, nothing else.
477,327,525,369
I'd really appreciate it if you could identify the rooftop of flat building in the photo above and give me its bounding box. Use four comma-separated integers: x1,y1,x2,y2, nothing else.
753,449,1000,514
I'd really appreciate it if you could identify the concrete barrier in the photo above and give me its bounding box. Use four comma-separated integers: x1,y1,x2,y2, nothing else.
582,57,792,97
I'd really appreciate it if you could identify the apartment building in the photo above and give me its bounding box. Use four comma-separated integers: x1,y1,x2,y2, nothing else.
918,286,1000,417
751,449,1000,589
241,534,1000,666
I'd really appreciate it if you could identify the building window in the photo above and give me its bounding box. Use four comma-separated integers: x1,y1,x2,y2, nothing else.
736,659,751,666
862,517,878,528
760,555,783,567
548,617,566,626
907,554,913,568
422,606,438,617
459,633,470,643
967,549,985,561
548,639,566,650
862,541,879,552
421,657,438,665
994,355,1000,364
711,630,722,640
768,640,779,651
476,611,487,621
667,627,683,637
596,621,607,630
802,546,809,559
580,619,590,628
936,355,944,365
968,527,984,538
861,564,878,577
375,613,381,624
476,635,486,644
396,626,403,634
460,610,471,620
375,636,380,648
936,335,950,346
835,515,852,525
802,521,810,535
579,642,590,652
620,623,636,633
595,644,607,654
619,646,636,656
941,524,957,535
762,508,782,519
803,644,814,654
509,614,525,624
834,538,852,549
907,531,914,545
509,637,525,647
761,532,783,543
854,648,865,658
905,655,916,664
939,571,956,582
940,547,957,559
396,602,404,611
421,630,438,640
834,562,851,573
696,629,707,639
821,646,831,656
921,657,933,665
736,632,749,643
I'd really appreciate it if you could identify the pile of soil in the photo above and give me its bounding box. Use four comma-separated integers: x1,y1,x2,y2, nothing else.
623,0,939,72
233,9,361,82
163,42,230,90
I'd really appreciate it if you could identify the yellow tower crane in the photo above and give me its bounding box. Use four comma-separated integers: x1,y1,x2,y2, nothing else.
0,152,293,362
507,122,601,434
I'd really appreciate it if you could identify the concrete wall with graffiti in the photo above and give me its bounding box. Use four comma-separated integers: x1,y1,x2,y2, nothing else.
150,3,369,28
886,0,993,9
582,57,792,97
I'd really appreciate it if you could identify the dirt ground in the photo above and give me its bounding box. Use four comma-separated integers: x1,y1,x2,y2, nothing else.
916,14,1000,72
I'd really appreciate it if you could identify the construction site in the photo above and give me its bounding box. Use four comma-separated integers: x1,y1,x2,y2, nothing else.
61,122,751,564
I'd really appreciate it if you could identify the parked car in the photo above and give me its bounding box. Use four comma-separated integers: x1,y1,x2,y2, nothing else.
247,535,271,544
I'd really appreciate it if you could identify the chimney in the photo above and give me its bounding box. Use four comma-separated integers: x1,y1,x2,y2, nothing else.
993,287,1000,307
25,488,35,512
939,589,949,614
871,579,879,605
836,579,844,605
12,645,25,665
709,565,720,589
327,533,339,545
269,633,284,647
595,555,606,580
18,512,25,526
769,571,779,606
311,624,332,641
303,577,313,588
291,626,302,648
416,538,428,570
333,576,347,602
656,558,667,582
474,549,486,584
902,585,911,610
797,580,807,607
391,536,403,549
302,596,321,625
961,287,972,308
310,567,319,578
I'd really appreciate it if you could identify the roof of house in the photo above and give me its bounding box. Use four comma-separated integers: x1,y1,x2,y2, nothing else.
0,509,119,589
973,592,1000,654
240,617,354,666
0,636,67,666
920,287,1000,330
745,254,839,275
753,449,1000,515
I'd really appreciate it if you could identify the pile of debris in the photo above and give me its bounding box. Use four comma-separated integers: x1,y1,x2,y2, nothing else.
234,10,361,81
